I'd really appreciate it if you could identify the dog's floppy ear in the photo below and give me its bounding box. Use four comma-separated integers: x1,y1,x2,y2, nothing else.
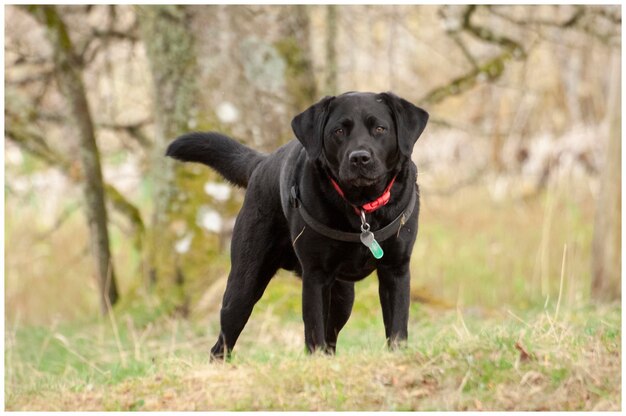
291,96,335,159
380,92,429,157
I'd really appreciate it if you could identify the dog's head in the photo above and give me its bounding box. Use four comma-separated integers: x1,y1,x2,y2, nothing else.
291,92,428,188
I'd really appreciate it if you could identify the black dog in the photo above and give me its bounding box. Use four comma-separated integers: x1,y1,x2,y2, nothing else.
166,92,428,359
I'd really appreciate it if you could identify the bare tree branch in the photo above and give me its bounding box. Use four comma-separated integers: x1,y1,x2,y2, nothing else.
419,50,514,106
5,113,145,241
486,5,620,46
419,5,526,106
97,119,153,149
450,33,479,69
486,5,586,29
92,28,139,42
462,5,526,58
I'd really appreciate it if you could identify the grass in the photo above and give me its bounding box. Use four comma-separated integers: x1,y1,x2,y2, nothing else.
5,297,620,411
5,181,621,410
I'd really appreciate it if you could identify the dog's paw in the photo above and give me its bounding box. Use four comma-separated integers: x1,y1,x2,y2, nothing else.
209,344,230,363
388,337,408,351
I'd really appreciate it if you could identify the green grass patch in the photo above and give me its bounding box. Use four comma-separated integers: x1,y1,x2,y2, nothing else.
6,299,620,411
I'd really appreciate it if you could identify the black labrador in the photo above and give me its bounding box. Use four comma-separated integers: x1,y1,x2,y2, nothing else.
166,91,428,359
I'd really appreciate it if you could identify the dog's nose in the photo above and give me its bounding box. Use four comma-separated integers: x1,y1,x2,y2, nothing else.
349,150,372,166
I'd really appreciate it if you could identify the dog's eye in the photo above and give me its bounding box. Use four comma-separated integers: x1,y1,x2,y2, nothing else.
375,126,386,134
333,128,345,137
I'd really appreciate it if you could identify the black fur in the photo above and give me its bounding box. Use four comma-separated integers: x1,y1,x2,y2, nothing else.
291,95,334,160
166,131,266,187
380,92,429,157
167,91,429,358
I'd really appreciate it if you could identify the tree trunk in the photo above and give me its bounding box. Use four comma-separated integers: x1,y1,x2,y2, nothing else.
136,5,200,296
591,52,621,302
276,5,318,115
25,5,119,314
325,5,339,95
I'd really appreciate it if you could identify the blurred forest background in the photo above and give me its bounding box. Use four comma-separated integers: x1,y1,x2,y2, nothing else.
6,4,620,322
4,5,622,411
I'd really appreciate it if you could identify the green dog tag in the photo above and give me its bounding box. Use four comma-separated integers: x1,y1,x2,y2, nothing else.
360,230,384,259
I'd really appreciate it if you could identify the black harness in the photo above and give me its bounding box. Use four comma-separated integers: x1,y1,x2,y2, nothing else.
279,145,417,247
288,184,417,243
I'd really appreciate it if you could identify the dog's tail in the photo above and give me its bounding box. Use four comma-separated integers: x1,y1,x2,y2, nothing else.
166,132,266,188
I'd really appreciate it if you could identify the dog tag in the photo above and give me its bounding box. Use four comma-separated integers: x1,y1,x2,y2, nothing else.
360,230,384,259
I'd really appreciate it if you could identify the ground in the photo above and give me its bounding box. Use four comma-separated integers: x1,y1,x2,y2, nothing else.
5,183,621,410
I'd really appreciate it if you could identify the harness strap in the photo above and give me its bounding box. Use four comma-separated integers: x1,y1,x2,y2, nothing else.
290,185,417,243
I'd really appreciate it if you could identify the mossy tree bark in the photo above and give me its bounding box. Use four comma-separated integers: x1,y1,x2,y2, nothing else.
136,5,201,303
24,5,119,314
276,5,318,116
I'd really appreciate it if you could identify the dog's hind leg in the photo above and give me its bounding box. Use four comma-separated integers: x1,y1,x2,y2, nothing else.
324,280,355,354
209,203,286,360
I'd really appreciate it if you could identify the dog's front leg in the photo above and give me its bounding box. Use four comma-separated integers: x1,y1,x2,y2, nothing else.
377,263,411,349
302,273,332,353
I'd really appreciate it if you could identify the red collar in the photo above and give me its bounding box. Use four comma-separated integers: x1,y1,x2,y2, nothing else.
329,174,398,215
